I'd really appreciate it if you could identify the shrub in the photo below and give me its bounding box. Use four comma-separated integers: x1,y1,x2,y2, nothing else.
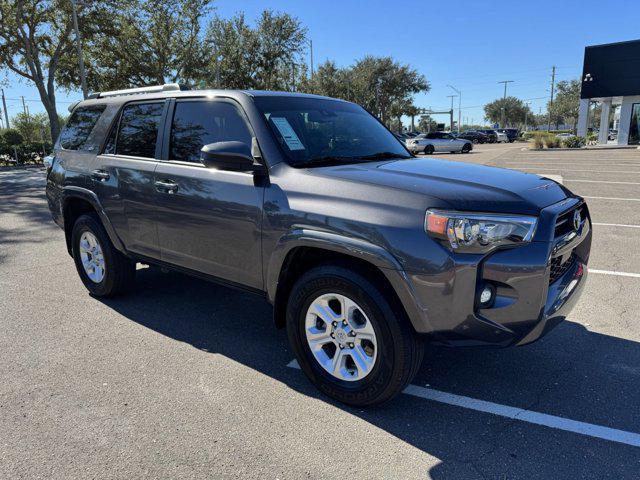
543,134,561,148
562,136,586,148
530,134,544,149
2,128,23,146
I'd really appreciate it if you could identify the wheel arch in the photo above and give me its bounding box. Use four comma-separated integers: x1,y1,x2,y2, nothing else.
268,230,430,333
62,187,126,256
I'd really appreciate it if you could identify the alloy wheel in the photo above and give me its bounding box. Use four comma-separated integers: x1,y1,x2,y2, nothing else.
304,293,378,381
79,231,105,283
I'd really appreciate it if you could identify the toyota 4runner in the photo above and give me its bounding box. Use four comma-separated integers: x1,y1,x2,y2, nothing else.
46,84,592,406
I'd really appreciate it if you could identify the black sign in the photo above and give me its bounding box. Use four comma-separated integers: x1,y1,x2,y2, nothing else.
581,39,640,99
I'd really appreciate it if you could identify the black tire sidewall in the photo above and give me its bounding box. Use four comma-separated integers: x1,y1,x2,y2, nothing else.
286,267,407,406
424,145,434,154
72,214,119,296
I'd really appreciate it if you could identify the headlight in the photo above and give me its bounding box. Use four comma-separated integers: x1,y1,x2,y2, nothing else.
425,209,538,253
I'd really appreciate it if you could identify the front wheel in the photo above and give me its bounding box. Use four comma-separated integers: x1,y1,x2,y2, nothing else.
423,144,434,155
462,143,472,153
286,265,424,407
72,213,135,297
472,138,479,144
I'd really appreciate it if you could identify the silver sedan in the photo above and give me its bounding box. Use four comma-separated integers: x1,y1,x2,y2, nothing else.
406,132,473,154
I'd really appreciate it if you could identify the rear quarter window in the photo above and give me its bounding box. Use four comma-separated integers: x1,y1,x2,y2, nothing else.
59,105,106,150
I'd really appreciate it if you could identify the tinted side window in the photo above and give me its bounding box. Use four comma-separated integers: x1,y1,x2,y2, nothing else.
59,105,106,150
170,101,252,163
116,102,164,158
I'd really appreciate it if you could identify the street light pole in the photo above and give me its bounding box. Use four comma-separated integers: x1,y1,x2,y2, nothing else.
446,95,457,132
308,39,314,78
71,0,88,99
447,85,462,132
497,80,514,127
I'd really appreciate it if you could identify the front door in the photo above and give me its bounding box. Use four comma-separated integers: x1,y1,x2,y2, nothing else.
154,98,264,290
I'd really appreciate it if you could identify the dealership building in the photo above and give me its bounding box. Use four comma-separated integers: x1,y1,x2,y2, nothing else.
577,39,640,145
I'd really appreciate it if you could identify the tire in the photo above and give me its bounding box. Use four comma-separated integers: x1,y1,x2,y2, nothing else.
423,144,434,155
472,138,479,144
462,143,472,153
71,213,135,297
286,265,424,407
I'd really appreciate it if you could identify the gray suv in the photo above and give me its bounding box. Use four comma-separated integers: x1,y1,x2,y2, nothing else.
46,84,592,406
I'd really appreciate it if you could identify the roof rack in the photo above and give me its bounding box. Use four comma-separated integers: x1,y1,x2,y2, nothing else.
87,83,189,99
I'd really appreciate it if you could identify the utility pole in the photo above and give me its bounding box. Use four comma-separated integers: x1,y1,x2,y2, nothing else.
447,95,457,131
497,80,514,127
447,85,462,133
547,66,556,132
21,96,27,116
309,39,314,78
1,89,9,128
71,0,88,99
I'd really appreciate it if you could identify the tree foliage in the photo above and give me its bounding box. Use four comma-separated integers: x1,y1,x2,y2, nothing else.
483,96,533,127
0,0,111,141
203,10,307,90
548,79,581,130
59,0,212,91
302,56,429,126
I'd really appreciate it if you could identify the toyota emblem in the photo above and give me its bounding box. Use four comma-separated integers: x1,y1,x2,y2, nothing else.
573,210,581,231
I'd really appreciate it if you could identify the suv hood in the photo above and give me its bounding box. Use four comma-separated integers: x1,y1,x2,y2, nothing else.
309,157,568,215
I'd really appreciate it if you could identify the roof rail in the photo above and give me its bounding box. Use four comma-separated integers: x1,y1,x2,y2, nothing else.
87,83,188,99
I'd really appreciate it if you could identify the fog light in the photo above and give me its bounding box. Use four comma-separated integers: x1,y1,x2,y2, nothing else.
479,285,494,307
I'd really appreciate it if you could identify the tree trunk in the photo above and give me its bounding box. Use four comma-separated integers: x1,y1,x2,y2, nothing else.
34,82,60,143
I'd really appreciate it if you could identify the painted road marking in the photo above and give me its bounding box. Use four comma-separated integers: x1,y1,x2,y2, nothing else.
583,196,640,202
518,168,640,174
593,222,640,229
565,179,640,185
286,360,640,447
590,269,640,278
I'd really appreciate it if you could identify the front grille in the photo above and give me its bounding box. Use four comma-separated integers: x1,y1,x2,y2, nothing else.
549,252,576,284
554,203,586,237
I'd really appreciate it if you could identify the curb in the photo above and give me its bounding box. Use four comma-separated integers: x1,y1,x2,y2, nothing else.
0,164,44,172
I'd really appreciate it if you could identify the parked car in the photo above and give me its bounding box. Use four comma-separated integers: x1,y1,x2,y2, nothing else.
456,130,489,144
406,131,473,154
609,129,618,141
497,128,519,143
556,133,573,140
475,129,499,143
46,85,591,406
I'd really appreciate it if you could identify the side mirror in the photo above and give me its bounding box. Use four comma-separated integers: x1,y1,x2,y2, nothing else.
200,141,258,172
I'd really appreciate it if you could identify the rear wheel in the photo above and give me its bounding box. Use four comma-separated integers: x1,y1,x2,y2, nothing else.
286,265,424,406
423,144,434,155
71,214,135,297
472,138,479,144
462,143,472,153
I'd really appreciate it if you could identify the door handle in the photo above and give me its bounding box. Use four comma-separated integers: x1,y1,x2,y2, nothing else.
91,169,110,181
155,180,179,194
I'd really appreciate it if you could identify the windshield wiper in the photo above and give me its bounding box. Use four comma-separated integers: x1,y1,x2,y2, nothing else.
356,151,412,160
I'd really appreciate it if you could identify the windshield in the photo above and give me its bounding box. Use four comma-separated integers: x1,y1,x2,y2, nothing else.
253,96,410,166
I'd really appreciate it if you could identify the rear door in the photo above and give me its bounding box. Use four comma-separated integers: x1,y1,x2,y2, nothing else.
95,100,167,258
154,98,264,289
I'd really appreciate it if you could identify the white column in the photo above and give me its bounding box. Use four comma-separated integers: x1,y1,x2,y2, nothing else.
598,99,611,144
616,96,640,145
577,98,590,137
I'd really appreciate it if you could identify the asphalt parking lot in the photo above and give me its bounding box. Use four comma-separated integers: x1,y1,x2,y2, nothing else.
1,145,640,479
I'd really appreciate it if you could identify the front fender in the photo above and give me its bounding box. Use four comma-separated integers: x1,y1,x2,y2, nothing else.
266,229,434,334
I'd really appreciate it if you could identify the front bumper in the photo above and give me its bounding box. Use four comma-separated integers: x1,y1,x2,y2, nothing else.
402,198,591,347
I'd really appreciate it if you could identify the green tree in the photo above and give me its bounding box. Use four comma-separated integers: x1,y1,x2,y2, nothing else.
302,56,429,125
60,0,212,91
0,0,112,141
548,79,581,131
484,96,533,127
2,128,23,146
204,10,307,91
417,114,437,132
12,112,49,143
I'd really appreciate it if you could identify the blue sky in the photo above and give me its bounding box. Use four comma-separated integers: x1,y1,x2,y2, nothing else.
2,0,639,127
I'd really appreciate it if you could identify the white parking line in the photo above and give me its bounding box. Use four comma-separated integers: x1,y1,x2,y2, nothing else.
592,222,640,229
519,168,640,174
590,269,640,278
565,179,640,185
506,163,640,167
286,360,640,447
583,196,640,202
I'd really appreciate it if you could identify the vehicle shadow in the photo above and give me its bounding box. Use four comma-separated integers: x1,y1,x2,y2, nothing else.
99,267,640,479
